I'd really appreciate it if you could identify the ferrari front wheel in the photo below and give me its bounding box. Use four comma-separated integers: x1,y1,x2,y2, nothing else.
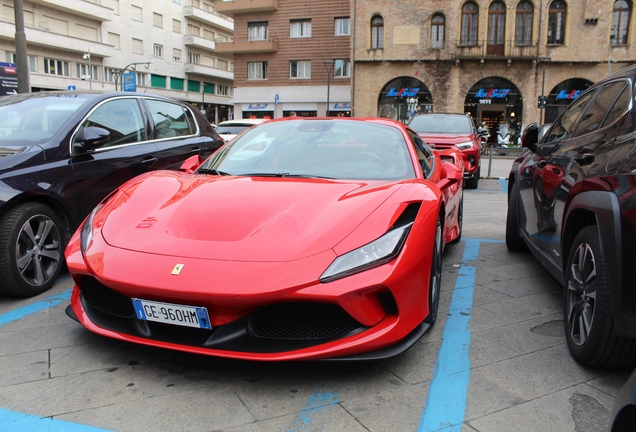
425,215,443,326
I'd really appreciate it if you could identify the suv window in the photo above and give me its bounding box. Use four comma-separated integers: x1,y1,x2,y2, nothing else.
146,99,196,139
545,90,595,144
79,98,146,148
409,115,472,134
574,81,628,137
408,130,433,177
601,83,631,129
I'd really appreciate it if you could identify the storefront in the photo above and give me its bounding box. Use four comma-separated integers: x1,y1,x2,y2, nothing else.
327,102,352,117
377,77,433,122
242,103,274,119
545,78,593,124
464,77,523,144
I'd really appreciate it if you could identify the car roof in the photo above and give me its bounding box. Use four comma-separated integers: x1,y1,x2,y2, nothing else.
218,119,268,126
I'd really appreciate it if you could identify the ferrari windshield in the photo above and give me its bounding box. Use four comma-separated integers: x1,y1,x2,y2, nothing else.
200,119,416,180
409,114,473,134
0,94,89,144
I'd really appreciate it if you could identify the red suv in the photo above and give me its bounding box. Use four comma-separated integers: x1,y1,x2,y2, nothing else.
409,113,482,189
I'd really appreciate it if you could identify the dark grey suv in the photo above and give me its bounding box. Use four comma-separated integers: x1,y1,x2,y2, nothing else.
506,64,636,368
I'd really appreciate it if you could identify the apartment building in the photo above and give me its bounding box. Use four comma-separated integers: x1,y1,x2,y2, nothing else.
215,0,351,119
352,0,636,140
0,0,235,123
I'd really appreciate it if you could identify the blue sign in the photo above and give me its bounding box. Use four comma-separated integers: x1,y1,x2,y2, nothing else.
474,88,511,99
556,89,582,100
274,94,279,105
123,72,136,92
387,87,420,97
67,85,76,91
247,103,269,110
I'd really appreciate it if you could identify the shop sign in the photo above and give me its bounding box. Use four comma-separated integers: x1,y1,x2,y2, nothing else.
247,103,269,110
0,62,18,95
332,103,351,110
555,90,582,100
387,87,420,97
474,88,510,99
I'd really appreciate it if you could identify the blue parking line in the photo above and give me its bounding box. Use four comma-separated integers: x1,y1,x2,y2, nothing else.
286,391,340,432
0,409,108,432
0,290,71,329
499,177,508,192
418,238,503,431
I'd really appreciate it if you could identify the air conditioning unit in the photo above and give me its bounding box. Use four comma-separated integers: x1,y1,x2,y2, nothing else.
81,75,91,80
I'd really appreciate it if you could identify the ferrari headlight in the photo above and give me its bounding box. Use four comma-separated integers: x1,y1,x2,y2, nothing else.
455,141,474,150
80,203,104,255
320,223,413,283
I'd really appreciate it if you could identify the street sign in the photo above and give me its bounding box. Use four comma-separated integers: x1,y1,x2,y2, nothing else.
123,72,137,92
274,94,279,105
537,95,547,109
0,62,18,96
68,85,76,91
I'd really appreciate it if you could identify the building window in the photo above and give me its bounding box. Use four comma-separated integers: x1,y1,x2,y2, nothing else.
515,1,534,46
153,12,163,28
217,59,228,70
248,22,268,41
108,32,121,49
44,58,69,76
431,14,445,48
290,60,311,78
203,29,215,40
151,74,167,89
217,85,228,96
488,1,506,53
173,48,181,62
132,38,143,54
248,61,268,79
6,52,37,72
611,0,631,45
153,44,163,58
334,59,350,77
460,2,479,46
131,5,142,22
188,52,200,64
547,0,566,45
77,63,99,80
335,17,350,36
105,68,122,84
135,72,147,87
173,19,181,33
171,77,184,90
290,19,311,38
187,24,200,36
370,15,384,49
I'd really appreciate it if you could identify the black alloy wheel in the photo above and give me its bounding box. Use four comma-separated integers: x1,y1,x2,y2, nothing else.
505,181,529,251
425,215,443,326
564,226,636,367
0,203,64,297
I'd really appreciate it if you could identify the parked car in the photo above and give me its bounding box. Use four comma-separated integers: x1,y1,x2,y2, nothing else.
609,366,636,431
409,113,483,189
65,117,465,361
215,118,268,142
506,64,636,367
0,91,224,297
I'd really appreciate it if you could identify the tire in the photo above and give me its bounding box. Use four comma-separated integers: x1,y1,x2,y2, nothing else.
425,215,443,326
564,226,636,367
0,203,64,297
464,165,480,190
505,181,528,251
450,191,463,244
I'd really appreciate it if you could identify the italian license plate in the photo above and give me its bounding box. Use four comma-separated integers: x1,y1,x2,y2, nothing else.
132,299,211,329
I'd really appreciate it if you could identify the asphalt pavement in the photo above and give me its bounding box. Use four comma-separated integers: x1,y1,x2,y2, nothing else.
0,154,631,432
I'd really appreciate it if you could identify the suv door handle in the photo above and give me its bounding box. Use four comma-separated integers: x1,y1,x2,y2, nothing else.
574,151,595,165
141,156,158,167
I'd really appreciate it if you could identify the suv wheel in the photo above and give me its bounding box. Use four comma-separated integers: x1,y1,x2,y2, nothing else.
506,181,528,251
564,226,636,367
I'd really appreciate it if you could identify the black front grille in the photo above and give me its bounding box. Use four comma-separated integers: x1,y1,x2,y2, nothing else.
247,303,362,340
82,277,136,318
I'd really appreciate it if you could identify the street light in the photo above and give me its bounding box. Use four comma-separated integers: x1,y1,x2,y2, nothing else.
82,49,91,90
120,61,152,91
538,56,551,125
111,70,121,91
324,60,335,117
200,82,206,115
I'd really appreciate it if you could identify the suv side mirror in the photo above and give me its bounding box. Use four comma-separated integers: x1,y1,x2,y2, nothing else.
521,123,539,153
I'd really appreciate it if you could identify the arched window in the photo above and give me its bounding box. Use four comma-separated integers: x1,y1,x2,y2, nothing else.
611,0,631,45
371,15,384,49
547,1,567,45
431,14,445,48
487,2,506,55
460,2,479,46
515,1,534,46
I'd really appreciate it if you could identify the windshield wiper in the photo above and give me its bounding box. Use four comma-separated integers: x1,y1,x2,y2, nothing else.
197,168,232,176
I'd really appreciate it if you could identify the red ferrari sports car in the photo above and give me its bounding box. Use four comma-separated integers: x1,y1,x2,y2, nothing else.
65,117,464,361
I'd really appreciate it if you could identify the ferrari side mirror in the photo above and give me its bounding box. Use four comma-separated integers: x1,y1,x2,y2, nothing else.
180,154,203,174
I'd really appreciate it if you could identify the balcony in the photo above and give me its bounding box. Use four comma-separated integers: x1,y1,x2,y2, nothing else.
215,39,277,54
183,6,233,32
29,0,112,22
455,40,537,60
184,34,216,51
184,63,234,81
0,22,115,57
214,0,278,17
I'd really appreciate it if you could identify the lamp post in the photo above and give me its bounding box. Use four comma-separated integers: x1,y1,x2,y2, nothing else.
538,56,551,125
200,82,206,115
82,49,91,90
120,61,152,91
111,70,120,91
324,60,335,117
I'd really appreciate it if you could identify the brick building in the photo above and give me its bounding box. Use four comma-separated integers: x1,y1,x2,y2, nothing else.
216,0,351,119
352,0,636,141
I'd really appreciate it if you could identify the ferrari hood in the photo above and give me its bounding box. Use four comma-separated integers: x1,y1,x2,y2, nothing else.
101,172,403,262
